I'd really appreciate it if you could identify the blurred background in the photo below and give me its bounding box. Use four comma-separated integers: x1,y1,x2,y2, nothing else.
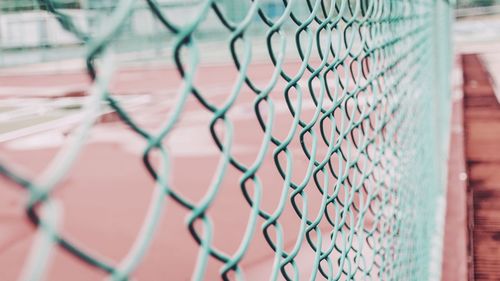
1,0,500,66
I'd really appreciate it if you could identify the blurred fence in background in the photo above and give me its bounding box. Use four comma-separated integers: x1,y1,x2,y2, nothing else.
0,0,306,67
456,4,500,17
457,0,500,8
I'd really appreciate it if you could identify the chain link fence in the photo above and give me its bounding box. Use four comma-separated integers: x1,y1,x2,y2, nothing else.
0,0,453,280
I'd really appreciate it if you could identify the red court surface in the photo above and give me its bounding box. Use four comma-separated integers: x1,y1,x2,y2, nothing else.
0,60,374,280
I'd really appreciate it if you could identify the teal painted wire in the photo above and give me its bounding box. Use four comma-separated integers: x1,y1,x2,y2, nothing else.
0,0,453,280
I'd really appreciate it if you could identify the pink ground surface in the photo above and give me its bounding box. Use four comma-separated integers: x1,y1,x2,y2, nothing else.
0,61,370,280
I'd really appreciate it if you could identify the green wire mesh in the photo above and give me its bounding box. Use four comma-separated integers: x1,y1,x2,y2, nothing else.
0,0,453,280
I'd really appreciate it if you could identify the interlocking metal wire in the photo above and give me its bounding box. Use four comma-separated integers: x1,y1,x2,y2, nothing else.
0,0,453,280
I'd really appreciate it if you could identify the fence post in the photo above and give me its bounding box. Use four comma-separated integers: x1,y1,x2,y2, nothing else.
429,1,454,280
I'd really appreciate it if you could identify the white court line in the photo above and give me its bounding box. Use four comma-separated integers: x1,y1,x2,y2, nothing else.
0,85,88,98
0,112,87,143
0,95,151,144
0,95,152,123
